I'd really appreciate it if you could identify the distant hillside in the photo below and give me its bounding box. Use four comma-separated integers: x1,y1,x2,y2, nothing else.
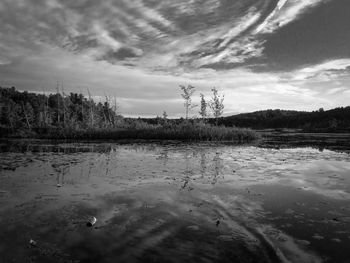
217,108,350,132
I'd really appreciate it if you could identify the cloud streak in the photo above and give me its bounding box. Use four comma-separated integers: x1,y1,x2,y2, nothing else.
284,59,350,82
257,0,329,34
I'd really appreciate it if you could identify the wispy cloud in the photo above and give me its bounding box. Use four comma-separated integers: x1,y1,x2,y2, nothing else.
286,59,350,81
255,0,329,34
256,0,289,33
299,59,350,73
0,0,330,72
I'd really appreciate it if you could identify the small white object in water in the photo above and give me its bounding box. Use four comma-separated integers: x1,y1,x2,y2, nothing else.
56,184,62,187
331,238,341,243
29,239,37,246
87,216,97,227
312,234,324,240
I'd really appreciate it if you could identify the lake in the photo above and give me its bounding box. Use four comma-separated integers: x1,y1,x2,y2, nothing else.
1,134,350,263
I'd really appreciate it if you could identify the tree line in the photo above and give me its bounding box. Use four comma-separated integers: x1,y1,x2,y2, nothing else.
0,86,121,134
0,84,227,137
2,85,348,136
217,108,350,132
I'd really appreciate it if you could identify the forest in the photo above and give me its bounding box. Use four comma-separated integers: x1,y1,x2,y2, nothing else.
0,86,121,137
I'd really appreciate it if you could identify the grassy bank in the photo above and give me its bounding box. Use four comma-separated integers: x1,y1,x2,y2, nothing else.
3,122,258,142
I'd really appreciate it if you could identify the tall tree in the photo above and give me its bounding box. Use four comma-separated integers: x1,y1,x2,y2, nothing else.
21,101,33,130
87,89,94,128
180,85,196,119
199,93,207,119
209,88,224,125
162,110,168,126
56,81,60,125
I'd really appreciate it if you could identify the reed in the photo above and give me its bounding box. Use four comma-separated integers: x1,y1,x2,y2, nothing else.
36,121,258,142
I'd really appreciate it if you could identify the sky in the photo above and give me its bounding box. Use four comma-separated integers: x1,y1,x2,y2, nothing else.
0,0,349,117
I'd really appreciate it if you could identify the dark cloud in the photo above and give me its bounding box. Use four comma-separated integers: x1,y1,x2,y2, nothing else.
100,47,143,63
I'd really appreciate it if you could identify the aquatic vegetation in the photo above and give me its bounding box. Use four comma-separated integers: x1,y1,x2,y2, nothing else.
37,121,258,142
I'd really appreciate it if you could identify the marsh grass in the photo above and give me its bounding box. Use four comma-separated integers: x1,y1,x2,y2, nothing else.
35,121,258,142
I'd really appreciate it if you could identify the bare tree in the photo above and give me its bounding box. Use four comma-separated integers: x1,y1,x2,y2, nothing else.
112,96,119,127
41,86,49,127
113,96,119,114
104,95,111,125
180,85,196,119
87,89,94,128
21,102,31,130
61,82,66,127
56,81,60,124
80,88,84,124
209,88,224,125
199,93,207,120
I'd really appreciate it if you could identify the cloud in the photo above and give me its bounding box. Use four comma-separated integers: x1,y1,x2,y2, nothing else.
299,59,350,73
255,0,329,34
0,57,11,66
326,87,347,95
286,59,350,81
0,0,349,117
120,0,175,30
0,0,330,72
256,0,289,33
100,47,144,63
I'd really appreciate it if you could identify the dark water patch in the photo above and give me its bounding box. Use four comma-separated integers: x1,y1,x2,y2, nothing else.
258,131,350,153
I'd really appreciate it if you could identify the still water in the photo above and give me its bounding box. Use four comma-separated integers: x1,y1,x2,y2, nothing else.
1,137,350,263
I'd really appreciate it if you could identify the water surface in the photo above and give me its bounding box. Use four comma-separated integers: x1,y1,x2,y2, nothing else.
1,137,350,262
